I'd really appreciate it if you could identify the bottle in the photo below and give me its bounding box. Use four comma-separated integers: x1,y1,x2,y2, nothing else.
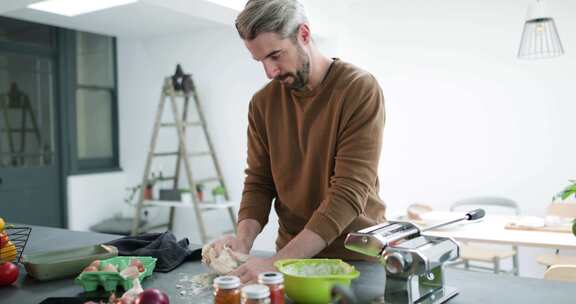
214,275,241,304
257,272,284,304
241,284,270,304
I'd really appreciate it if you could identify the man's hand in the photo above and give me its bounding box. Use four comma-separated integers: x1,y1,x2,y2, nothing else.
229,256,276,284
210,234,250,255
229,229,327,284
209,219,262,255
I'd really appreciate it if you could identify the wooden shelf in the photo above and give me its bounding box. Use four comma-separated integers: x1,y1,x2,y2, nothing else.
143,199,238,211
143,199,193,208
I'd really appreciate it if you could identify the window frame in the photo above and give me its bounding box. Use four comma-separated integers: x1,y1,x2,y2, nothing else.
62,30,121,174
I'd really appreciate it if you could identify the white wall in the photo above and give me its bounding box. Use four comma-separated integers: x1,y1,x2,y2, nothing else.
67,172,127,231
342,0,576,215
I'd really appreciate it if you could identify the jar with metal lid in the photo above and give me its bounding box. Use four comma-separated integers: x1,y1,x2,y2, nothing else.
257,272,284,304
214,275,241,304
241,284,271,304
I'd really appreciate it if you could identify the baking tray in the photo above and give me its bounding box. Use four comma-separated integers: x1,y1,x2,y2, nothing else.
23,244,118,281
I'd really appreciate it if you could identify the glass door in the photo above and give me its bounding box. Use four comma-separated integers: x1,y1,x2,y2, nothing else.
0,51,62,227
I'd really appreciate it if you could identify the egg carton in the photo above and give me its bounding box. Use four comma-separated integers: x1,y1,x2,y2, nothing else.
75,256,157,292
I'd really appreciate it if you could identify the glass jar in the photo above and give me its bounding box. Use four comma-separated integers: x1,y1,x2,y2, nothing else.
241,284,270,304
214,275,241,304
257,272,284,304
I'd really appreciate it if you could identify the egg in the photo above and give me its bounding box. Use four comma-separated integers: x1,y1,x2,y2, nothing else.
130,259,145,272
83,265,98,273
102,263,118,272
89,260,101,269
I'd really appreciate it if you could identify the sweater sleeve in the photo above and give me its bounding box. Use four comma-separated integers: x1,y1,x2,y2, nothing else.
237,99,275,229
305,75,385,244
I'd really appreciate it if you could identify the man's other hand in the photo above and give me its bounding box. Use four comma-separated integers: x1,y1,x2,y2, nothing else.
229,256,276,284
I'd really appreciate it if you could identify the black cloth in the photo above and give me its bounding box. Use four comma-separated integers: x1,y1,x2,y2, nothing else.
105,231,202,272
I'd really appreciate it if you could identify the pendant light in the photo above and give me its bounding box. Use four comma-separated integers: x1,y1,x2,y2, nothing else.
517,0,564,59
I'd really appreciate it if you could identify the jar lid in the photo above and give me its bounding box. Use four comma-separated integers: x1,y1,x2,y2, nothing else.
242,284,270,299
258,272,284,284
213,275,241,289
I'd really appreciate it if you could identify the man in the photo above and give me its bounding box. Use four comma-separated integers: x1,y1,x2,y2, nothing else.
211,0,386,283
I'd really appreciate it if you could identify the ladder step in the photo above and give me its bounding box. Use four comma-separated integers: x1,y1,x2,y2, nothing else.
160,122,203,127
157,176,176,181
188,151,212,157
153,152,179,157
195,177,220,184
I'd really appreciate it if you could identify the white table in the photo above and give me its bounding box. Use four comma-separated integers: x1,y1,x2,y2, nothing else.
419,214,576,250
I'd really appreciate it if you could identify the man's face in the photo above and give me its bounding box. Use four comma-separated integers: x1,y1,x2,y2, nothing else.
244,32,310,90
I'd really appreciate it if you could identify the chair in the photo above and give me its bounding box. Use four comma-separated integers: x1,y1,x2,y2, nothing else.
536,202,576,268
543,264,576,282
449,196,520,275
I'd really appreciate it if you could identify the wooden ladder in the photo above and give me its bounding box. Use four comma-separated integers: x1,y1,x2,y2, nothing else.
131,66,237,243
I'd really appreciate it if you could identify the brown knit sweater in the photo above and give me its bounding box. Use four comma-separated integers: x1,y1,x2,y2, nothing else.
237,59,386,260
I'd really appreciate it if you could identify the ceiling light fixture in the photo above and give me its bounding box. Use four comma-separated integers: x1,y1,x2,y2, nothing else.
517,0,564,59
28,0,139,17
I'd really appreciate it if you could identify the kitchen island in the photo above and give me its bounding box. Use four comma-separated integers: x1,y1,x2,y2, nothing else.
1,225,572,304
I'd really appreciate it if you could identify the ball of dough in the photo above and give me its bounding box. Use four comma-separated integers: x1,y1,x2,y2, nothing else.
202,244,249,274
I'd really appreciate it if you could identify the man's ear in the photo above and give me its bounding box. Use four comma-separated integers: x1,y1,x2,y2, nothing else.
297,23,311,45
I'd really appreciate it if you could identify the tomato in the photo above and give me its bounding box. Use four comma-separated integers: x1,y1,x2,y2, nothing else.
0,262,19,286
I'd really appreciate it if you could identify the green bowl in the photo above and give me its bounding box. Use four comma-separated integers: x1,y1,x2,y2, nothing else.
274,259,360,304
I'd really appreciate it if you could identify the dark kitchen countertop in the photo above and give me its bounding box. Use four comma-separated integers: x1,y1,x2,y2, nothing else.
1,225,573,304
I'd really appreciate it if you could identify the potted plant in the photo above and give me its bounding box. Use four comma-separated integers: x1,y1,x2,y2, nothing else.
551,180,576,236
554,179,576,202
212,185,226,204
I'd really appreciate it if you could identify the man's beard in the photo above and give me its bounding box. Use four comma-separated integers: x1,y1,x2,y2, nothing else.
275,45,310,91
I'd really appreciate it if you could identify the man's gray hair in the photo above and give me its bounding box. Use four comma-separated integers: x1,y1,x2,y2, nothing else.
235,0,308,41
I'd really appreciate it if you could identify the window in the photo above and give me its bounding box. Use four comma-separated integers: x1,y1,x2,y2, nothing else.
71,31,119,172
0,16,119,174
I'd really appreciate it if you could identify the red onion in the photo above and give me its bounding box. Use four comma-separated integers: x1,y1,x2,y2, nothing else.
134,288,169,304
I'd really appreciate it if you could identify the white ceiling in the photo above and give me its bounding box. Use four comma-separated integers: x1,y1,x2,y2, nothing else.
0,0,240,38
